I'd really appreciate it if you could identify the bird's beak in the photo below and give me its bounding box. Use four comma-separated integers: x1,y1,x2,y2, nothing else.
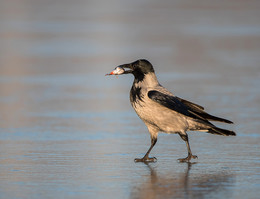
119,63,133,74
105,63,133,76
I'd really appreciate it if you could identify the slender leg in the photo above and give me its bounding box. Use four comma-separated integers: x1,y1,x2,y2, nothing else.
135,137,157,163
178,133,198,162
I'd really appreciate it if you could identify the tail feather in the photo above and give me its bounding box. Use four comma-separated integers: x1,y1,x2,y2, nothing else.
208,127,236,136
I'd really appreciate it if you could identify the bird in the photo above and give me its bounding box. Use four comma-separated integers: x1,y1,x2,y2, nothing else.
106,59,236,163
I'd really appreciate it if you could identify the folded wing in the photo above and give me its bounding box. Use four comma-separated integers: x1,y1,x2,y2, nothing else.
148,90,233,124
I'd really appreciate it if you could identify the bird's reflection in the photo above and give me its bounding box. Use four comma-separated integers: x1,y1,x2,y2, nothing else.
130,162,234,199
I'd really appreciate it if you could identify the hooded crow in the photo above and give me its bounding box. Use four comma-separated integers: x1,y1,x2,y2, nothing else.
106,59,236,163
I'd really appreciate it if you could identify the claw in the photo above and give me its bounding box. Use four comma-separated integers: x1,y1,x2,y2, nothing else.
178,154,198,163
134,157,157,163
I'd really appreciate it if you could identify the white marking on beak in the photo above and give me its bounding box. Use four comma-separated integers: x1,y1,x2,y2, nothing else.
105,66,125,76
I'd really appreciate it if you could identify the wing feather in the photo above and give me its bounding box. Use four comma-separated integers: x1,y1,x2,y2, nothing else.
148,90,209,122
148,90,233,124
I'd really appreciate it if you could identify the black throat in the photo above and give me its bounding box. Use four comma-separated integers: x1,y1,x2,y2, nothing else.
130,84,144,105
132,69,145,83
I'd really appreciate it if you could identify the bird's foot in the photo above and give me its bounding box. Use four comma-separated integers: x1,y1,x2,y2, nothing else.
134,156,157,163
178,154,198,163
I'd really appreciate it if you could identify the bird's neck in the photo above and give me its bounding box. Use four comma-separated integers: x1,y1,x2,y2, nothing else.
133,72,159,88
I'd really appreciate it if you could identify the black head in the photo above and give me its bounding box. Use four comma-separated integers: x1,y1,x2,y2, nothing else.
119,59,155,82
131,59,154,74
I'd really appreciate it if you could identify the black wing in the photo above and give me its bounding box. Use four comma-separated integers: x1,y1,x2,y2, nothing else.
148,90,233,124
176,96,204,110
148,90,209,122
176,96,232,123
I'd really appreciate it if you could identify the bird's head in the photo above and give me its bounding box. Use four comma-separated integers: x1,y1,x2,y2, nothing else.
106,59,155,82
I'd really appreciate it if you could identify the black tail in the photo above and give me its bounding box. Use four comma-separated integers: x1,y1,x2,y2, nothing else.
208,127,236,136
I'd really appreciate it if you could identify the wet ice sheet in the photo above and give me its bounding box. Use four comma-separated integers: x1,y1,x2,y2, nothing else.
0,133,259,199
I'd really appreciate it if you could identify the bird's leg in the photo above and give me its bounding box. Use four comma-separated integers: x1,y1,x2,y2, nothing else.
135,137,157,163
178,133,198,162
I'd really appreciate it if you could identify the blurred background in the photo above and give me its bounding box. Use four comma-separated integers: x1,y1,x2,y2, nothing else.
0,0,259,199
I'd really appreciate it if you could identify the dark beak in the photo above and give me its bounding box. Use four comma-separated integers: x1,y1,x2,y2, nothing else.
119,63,133,75
105,63,133,76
